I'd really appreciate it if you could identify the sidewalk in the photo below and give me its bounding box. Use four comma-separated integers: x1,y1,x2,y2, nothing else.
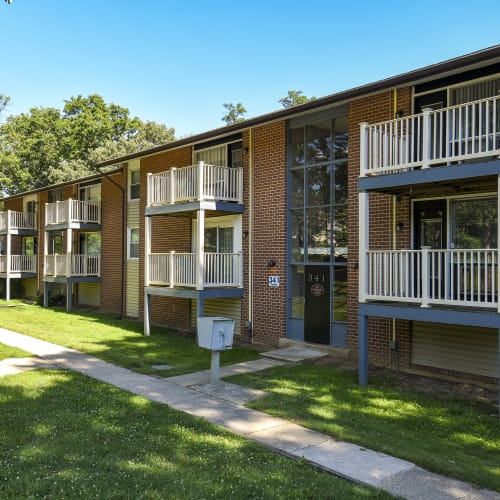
0,327,498,500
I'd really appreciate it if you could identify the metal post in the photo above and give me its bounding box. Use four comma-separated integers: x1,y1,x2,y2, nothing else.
5,233,11,301
359,191,369,303
198,161,205,201
196,208,205,290
422,108,432,169
358,312,368,385
210,350,220,384
144,217,151,287
144,292,151,336
421,246,430,307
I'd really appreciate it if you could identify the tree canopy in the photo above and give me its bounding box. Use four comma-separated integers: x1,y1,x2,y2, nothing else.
0,94,175,195
279,90,316,108
222,102,247,125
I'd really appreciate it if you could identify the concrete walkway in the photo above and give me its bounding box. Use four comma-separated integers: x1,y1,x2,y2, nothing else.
0,327,498,500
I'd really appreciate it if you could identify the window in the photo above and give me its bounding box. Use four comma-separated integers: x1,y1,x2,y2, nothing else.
22,237,37,256
130,170,140,200
79,233,101,255
79,183,100,202
48,232,63,254
48,189,64,203
128,228,139,259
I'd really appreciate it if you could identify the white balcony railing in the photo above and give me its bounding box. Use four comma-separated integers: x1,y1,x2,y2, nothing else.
0,255,37,274
0,211,36,232
147,162,243,207
366,248,498,308
148,251,242,289
44,254,101,277
361,95,500,176
45,199,101,226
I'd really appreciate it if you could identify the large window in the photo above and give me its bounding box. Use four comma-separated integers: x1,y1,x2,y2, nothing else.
287,108,348,344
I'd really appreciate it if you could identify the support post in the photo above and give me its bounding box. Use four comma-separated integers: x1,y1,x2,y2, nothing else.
422,108,432,169
144,292,151,336
43,282,49,308
210,351,220,384
66,227,72,277
358,191,369,303
6,233,11,301
359,122,369,177
66,281,72,312
144,216,151,287
196,208,205,290
497,175,500,313
421,246,430,308
197,161,205,201
358,312,368,386
498,328,500,417
169,168,176,204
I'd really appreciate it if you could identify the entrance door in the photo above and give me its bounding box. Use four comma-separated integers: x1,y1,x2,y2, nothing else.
304,265,330,344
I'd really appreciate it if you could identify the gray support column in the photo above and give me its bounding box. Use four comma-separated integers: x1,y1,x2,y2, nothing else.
498,329,500,417
66,282,72,312
197,297,204,317
6,233,11,301
358,191,369,303
43,282,49,308
196,208,205,290
358,312,369,386
144,292,151,336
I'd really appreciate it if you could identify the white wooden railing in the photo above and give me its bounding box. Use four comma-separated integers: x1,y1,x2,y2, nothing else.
148,251,242,288
361,95,500,176
147,162,243,206
0,211,36,232
44,254,101,277
0,255,36,274
45,199,101,225
366,248,498,308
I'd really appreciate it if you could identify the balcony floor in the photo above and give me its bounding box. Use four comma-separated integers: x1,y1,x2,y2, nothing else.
145,285,244,300
146,200,244,217
43,276,101,284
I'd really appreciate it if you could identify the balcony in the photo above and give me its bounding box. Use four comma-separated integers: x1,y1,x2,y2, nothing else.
147,162,243,207
0,210,36,233
44,254,101,278
45,199,101,227
364,248,498,310
360,96,500,177
0,255,37,275
147,251,242,289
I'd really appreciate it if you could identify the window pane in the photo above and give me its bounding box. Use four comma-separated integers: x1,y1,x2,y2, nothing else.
452,198,497,248
307,165,330,207
219,227,234,253
333,267,347,321
290,127,304,167
307,207,330,262
290,169,304,208
333,207,348,261
290,265,305,318
204,227,218,253
306,121,331,164
334,162,347,205
333,116,348,160
290,209,304,262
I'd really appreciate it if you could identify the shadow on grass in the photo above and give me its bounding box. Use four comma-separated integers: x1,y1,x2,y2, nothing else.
0,369,386,499
228,364,500,492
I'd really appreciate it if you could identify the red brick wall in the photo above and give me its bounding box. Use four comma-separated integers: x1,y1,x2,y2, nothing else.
242,121,288,345
100,171,126,313
348,87,413,367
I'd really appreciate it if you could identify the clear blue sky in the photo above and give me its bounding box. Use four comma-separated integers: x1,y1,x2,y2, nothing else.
1,0,499,138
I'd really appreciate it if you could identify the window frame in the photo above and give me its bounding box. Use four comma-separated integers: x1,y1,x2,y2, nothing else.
129,169,140,201
128,227,139,260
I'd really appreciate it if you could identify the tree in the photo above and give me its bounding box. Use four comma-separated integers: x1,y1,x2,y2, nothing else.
279,90,315,108
0,95,175,195
0,95,10,115
222,102,247,125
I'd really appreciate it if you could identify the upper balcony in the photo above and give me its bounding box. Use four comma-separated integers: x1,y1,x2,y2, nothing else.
360,96,500,182
45,199,101,229
146,161,244,216
0,210,37,234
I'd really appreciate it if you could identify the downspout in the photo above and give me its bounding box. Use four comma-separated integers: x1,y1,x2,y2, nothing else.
248,128,254,343
95,164,126,319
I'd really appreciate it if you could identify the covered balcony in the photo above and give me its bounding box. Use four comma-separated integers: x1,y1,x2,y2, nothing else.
147,251,243,289
0,210,36,234
146,161,243,215
364,248,498,310
0,254,37,276
44,254,101,278
360,95,500,177
45,199,101,228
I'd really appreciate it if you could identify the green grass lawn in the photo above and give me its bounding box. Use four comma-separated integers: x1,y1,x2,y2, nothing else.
0,342,32,361
0,369,387,499
227,364,500,492
0,303,260,377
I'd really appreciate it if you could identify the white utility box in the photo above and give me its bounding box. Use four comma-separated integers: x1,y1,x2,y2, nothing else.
197,317,234,351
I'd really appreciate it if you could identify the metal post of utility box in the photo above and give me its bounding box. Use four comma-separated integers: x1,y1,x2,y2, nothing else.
197,317,235,384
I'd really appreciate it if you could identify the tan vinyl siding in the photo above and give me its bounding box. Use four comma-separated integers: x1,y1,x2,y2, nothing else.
127,201,140,227
77,283,100,307
126,260,139,317
412,322,499,379
191,298,242,336
22,278,37,298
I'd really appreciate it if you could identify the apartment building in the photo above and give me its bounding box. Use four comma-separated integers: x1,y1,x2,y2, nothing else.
2,46,499,392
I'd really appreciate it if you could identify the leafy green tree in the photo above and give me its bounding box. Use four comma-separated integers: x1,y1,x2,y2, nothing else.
222,102,247,125
279,90,315,108
0,95,10,115
0,95,175,195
